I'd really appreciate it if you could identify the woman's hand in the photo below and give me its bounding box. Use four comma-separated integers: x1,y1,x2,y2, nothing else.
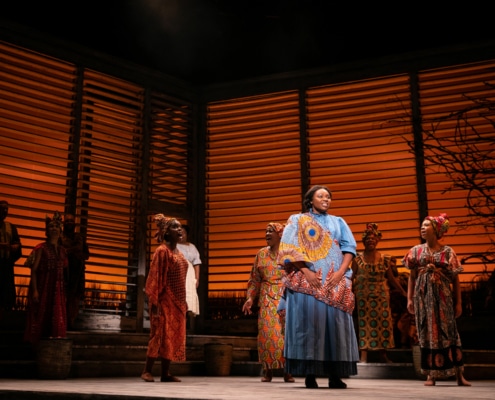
407,300,414,315
32,289,39,303
327,268,345,288
302,268,321,289
454,302,462,318
242,298,253,315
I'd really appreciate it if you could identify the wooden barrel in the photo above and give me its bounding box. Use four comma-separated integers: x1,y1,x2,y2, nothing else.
36,338,73,379
204,343,233,376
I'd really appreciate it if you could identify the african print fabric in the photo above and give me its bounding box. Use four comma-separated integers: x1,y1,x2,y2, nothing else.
246,246,286,370
354,254,395,350
277,211,359,377
278,213,355,314
402,243,465,379
145,245,188,361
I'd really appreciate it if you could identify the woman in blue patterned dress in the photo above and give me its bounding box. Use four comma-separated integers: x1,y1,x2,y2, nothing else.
277,185,359,389
402,213,471,387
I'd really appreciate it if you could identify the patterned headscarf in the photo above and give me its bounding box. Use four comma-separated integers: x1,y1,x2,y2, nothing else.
267,222,284,237
153,213,174,243
425,213,450,238
362,222,382,240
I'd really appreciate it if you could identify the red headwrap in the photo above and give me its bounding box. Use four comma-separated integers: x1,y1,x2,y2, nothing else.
425,213,450,238
362,222,382,240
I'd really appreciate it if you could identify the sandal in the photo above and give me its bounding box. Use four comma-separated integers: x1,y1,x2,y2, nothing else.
140,372,154,382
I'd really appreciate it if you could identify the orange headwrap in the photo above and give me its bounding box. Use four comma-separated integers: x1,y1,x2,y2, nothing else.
153,214,174,243
267,222,284,237
425,213,450,238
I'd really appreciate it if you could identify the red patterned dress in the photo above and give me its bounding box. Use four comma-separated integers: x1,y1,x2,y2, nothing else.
24,242,68,345
402,243,465,379
145,245,188,361
246,246,286,370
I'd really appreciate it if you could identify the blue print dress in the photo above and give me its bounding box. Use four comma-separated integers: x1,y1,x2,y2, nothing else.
277,210,359,378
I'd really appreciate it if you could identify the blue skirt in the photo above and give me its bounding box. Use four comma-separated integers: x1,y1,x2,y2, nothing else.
283,289,359,377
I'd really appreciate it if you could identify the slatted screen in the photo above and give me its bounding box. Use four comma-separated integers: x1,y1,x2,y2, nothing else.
0,42,77,305
77,69,145,313
418,60,495,282
305,75,418,260
206,92,303,292
147,92,193,260
0,41,192,317
149,92,192,206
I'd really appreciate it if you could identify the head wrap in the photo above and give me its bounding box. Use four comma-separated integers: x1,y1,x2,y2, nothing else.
45,211,63,229
153,214,174,243
267,222,284,237
425,213,450,238
362,223,382,240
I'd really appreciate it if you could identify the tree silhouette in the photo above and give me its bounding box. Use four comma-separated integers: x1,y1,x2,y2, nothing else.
404,83,495,261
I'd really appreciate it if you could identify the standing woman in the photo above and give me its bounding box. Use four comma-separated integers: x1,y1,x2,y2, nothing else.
352,223,407,363
277,185,359,389
402,213,471,386
141,214,188,383
242,222,294,383
24,212,68,346
177,224,201,325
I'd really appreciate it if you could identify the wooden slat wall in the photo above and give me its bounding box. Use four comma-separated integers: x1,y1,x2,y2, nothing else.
418,61,495,283
0,42,76,304
149,92,192,206
77,69,145,313
205,63,495,295
305,75,418,259
206,92,303,291
0,42,193,317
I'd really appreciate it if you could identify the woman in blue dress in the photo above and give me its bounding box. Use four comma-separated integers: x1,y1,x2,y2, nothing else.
277,185,359,389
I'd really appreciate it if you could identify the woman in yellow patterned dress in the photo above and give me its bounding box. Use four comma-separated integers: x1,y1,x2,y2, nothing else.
352,223,407,363
242,222,294,383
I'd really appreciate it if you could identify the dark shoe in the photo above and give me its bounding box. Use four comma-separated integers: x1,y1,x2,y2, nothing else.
160,375,181,382
284,373,295,383
305,375,318,388
261,369,273,382
140,372,154,382
328,378,347,389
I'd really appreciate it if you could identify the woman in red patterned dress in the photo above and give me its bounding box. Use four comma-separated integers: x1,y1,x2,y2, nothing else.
24,211,68,346
141,214,188,383
403,213,471,387
242,222,294,383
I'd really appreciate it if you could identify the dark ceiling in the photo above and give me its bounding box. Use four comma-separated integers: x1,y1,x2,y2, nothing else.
1,0,494,85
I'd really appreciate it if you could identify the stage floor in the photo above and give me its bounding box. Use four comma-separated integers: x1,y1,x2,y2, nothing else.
1,376,494,400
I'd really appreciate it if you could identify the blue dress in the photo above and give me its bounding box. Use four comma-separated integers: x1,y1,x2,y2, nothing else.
277,210,359,377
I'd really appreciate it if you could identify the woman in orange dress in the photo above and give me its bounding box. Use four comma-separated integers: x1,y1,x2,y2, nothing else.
141,214,188,383
242,222,294,383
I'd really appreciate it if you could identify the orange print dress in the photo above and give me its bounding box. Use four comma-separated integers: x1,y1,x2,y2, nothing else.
246,246,286,370
145,245,188,361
